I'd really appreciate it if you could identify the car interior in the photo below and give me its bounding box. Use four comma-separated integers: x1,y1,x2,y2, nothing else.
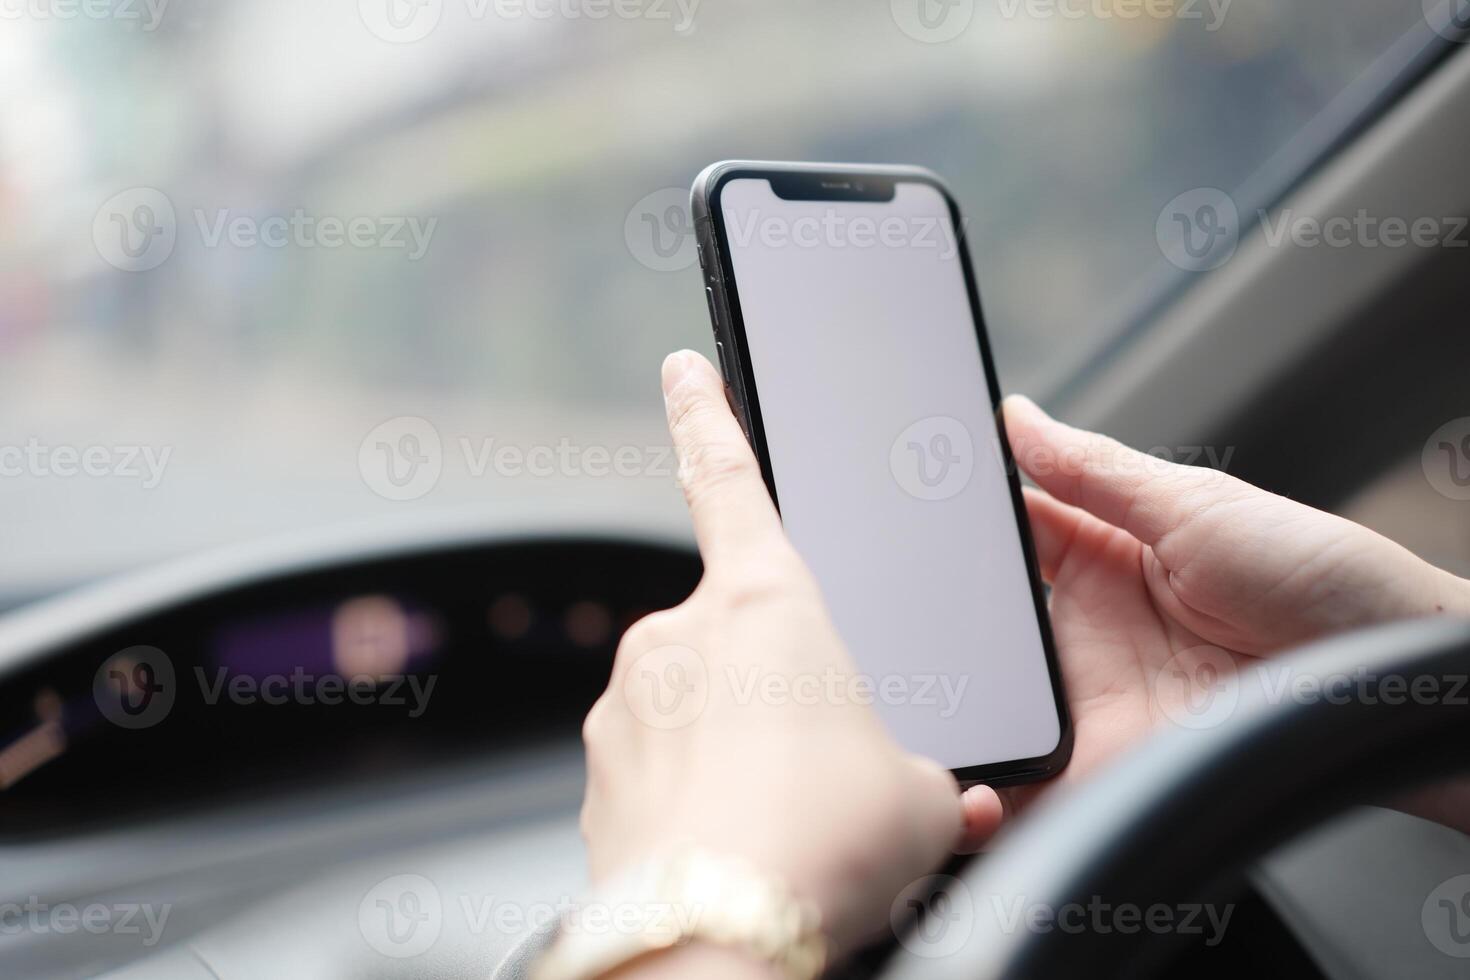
2,2,1469,977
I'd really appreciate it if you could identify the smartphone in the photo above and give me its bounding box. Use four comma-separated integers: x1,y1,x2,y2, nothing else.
690,161,1071,786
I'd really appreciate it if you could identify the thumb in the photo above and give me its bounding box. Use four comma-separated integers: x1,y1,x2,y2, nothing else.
955,785,1006,854
663,350,786,570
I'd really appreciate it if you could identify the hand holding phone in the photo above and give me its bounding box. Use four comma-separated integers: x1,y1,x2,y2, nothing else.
691,161,1071,785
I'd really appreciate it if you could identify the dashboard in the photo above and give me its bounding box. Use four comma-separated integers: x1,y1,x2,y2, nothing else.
0,525,700,840
1,519,1464,980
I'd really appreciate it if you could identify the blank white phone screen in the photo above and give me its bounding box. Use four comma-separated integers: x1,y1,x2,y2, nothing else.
719,177,1060,769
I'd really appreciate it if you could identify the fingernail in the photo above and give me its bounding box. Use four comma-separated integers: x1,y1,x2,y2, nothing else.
661,350,696,397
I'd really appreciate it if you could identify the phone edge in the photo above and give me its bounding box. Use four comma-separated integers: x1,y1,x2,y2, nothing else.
689,160,1074,789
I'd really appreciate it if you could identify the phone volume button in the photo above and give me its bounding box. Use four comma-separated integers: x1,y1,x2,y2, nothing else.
705,286,718,322
714,341,744,428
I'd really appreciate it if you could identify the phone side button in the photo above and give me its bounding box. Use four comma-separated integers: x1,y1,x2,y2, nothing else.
714,342,749,437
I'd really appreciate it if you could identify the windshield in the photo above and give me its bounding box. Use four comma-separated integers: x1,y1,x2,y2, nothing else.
0,0,1445,593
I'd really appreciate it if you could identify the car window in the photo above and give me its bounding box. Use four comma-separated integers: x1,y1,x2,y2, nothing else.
0,0,1448,591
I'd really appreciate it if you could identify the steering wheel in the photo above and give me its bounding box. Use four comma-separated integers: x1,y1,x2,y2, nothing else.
879,617,1470,979
486,617,1470,980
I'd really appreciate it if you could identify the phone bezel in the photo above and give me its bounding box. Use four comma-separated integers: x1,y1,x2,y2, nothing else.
690,161,1073,787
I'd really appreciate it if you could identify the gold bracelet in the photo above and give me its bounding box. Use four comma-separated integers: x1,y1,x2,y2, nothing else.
531,844,826,980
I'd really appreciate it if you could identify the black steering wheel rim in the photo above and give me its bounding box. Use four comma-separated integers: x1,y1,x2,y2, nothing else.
880,617,1470,980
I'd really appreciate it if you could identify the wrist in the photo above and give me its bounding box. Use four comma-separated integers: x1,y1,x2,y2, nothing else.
533,844,827,980
605,943,777,980
1378,564,1470,833
1424,565,1470,619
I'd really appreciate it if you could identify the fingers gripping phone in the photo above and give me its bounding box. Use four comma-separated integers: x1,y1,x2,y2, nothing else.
690,161,1071,786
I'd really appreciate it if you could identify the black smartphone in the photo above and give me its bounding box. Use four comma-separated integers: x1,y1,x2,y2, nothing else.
690,161,1071,786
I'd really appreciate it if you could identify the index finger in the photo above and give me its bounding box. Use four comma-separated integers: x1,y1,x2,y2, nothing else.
1002,394,1248,560
662,349,787,569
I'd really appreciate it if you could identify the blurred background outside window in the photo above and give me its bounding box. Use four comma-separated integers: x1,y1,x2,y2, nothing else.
0,0,1441,594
